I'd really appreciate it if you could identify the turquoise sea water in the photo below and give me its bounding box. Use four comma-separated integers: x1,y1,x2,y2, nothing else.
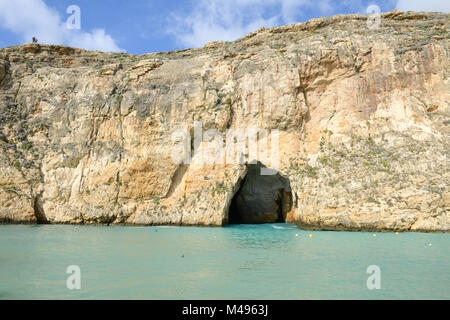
0,224,449,300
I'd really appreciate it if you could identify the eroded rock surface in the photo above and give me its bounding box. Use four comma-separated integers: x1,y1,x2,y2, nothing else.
0,60,5,82
0,11,448,231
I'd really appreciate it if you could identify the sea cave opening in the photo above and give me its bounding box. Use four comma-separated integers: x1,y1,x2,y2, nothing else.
228,162,293,224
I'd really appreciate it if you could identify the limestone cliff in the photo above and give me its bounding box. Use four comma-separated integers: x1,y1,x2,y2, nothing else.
0,11,449,232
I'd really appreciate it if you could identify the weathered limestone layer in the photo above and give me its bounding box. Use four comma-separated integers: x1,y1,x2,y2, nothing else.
0,11,449,231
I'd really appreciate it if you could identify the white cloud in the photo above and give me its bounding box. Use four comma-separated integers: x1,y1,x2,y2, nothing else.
67,29,123,53
167,0,335,48
0,0,124,52
396,0,450,13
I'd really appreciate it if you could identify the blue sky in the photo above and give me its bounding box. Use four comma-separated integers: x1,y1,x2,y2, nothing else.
0,0,448,55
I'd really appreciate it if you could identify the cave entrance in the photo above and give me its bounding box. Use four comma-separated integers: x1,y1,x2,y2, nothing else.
228,162,293,224
34,196,49,224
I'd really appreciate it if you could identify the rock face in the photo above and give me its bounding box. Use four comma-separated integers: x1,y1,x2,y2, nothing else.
0,59,5,82
0,11,449,232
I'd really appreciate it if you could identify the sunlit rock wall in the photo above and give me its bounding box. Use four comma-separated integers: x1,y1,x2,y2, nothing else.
0,11,448,232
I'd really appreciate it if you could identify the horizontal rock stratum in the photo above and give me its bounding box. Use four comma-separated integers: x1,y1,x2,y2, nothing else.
0,11,449,232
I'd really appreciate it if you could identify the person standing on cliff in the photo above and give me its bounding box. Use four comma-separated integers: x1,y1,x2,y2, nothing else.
32,37,38,44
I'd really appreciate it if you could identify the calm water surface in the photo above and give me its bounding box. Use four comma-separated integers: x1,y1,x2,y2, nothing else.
0,224,448,299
